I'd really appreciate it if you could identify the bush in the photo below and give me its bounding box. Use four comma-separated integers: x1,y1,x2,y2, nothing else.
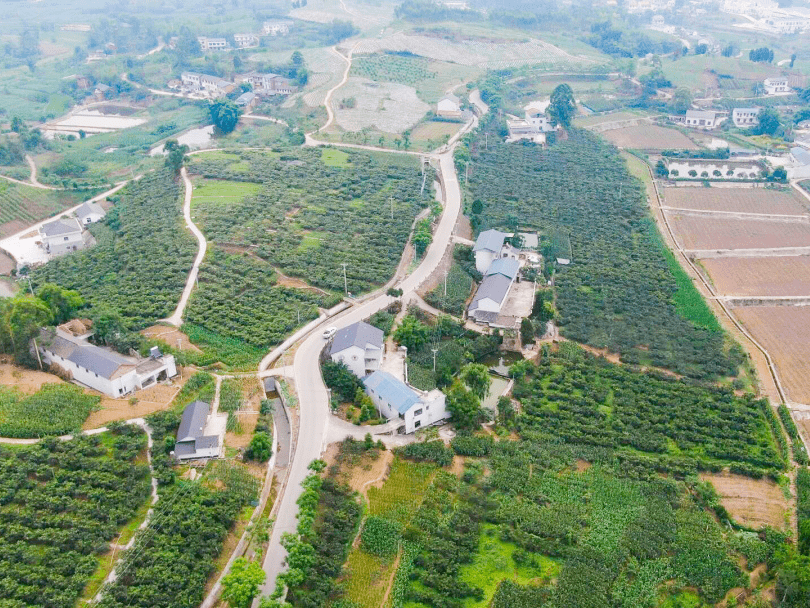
397,440,453,466
361,516,401,556
322,360,362,402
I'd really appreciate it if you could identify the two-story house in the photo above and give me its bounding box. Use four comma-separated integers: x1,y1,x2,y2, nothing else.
39,218,84,257
363,370,449,434
329,321,384,378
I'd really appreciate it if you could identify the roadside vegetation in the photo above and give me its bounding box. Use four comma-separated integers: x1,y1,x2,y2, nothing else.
0,427,150,608
0,181,86,238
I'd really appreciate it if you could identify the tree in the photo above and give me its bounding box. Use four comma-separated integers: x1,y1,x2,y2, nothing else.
247,432,272,461
772,166,788,181
460,363,491,400
755,108,781,136
791,52,797,68
36,283,84,324
221,558,265,608
721,44,735,57
547,84,577,128
695,43,708,55
393,315,430,351
655,159,669,177
210,99,240,134
445,379,483,430
776,549,810,607
291,50,304,66
749,47,774,63
90,305,137,352
0,295,53,364
669,88,692,115
321,360,362,402
163,139,188,174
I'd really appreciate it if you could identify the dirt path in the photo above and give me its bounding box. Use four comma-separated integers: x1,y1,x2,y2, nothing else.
162,167,207,326
319,43,358,133
24,155,53,189
379,550,402,608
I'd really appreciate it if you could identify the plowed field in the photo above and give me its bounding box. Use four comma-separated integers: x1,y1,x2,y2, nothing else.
702,256,810,296
661,187,808,215
669,214,810,250
601,125,698,150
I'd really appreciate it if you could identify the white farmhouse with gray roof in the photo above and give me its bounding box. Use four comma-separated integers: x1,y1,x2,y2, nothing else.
472,229,519,274
39,217,84,257
468,257,520,324
329,321,384,379
363,370,448,434
38,328,177,398
75,202,106,226
174,401,224,460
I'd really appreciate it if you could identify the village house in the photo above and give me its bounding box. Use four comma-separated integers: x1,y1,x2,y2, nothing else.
764,77,790,95
233,33,259,48
38,328,178,398
75,201,106,226
468,257,520,324
181,72,235,97
329,321,384,379
39,218,84,257
94,83,110,101
197,37,228,52
507,101,554,141
362,370,449,434
262,21,292,36
436,93,462,119
472,229,519,274
791,147,810,179
671,109,722,129
241,72,294,95
174,401,226,460
235,91,257,110
733,107,760,127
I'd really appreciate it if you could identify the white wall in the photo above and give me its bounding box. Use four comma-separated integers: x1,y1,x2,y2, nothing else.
44,233,84,257
331,345,367,378
41,349,137,397
403,392,449,433
475,250,497,274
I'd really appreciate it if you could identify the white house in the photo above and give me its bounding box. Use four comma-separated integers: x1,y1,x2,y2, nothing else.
791,147,810,179
241,72,294,95
262,21,292,36
468,258,520,324
472,229,520,274
181,72,234,97
671,110,722,129
235,91,257,109
733,107,760,127
363,370,449,434
329,321,384,379
652,14,665,26
38,329,178,398
507,100,554,141
234,33,259,48
75,201,106,226
197,37,228,52
765,18,809,33
39,218,84,257
764,77,790,95
437,93,462,119
174,401,225,460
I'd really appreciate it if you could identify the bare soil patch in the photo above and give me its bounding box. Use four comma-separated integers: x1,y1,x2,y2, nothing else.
602,125,698,150
82,373,188,429
701,256,810,296
352,448,394,499
668,213,810,250
701,471,789,530
662,187,808,216
0,251,14,276
141,325,202,353
0,360,64,393
225,411,260,450
733,306,810,404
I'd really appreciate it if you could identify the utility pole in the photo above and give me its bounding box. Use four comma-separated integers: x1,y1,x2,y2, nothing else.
619,182,623,198
341,263,348,295
444,269,448,297
432,348,438,372
485,132,488,150
297,308,301,324
390,195,394,220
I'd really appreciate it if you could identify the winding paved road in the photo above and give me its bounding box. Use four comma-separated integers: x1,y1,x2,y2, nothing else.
162,167,207,326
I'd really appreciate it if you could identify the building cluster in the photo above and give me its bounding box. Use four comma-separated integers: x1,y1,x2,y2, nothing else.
195,21,293,53
179,71,294,98
37,202,106,259
506,101,555,143
469,230,523,324
722,0,810,34
328,321,450,434
38,327,178,399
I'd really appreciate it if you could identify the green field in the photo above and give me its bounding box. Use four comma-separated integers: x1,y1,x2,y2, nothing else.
191,178,263,205
0,383,99,438
0,180,87,237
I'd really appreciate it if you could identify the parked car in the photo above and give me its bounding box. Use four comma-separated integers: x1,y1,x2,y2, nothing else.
322,326,337,340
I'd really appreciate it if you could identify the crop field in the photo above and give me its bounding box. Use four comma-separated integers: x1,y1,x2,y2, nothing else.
0,181,86,238
573,111,646,129
601,125,699,150
701,256,810,296
668,214,810,250
700,472,789,530
333,77,430,134
423,258,475,316
410,120,463,143
0,382,99,438
661,187,809,216
191,178,263,205
733,306,810,404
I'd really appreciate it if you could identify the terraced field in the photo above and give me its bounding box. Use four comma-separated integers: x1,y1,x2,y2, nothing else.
661,186,808,215
701,256,810,297
601,125,699,150
0,181,84,237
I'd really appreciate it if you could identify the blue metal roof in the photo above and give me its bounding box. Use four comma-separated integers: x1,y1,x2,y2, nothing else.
363,371,419,415
473,229,506,253
486,257,519,280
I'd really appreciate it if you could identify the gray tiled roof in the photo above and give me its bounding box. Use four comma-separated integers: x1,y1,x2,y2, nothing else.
473,229,506,253
40,218,82,237
177,401,210,442
67,345,128,379
38,328,77,358
330,321,384,355
486,258,519,280
686,110,717,120
792,147,810,165
470,274,512,310
363,371,419,415
76,202,105,220
196,435,220,450
174,442,197,457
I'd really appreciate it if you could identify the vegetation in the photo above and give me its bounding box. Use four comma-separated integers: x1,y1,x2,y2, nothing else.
548,83,577,128
31,170,197,328
98,462,259,608
0,181,86,238
464,119,738,379
221,558,265,608
322,360,363,403
245,398,275,462
0,382,99,438
188,148,430,294
423,249,475,316
0,428,150,608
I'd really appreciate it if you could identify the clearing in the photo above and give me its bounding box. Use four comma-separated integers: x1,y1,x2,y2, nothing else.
410,120,464,143
191,178,263,205
141,325,202,352
733,306,810,404
83,374,188,429
661,186,809,216
332,77,430,134
0,360,65,394
701,256,810,297
700,472,789,531
601,125,699,150
668,214,810,251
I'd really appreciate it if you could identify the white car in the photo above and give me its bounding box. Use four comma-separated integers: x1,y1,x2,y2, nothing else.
322,327,337,340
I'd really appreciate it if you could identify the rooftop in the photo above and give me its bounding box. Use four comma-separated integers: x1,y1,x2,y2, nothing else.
473,229,507,253
470,274,513,309
330,321,384,355
486,257,520,280
363,371,420,415
440,93,460,105
39,328,132,379
40,217,82,237
177,401,210,443
792,146,810,165
686,110,717,120
76,201,105,220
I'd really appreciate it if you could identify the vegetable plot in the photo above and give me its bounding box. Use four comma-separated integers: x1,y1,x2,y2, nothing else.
0,382,99,437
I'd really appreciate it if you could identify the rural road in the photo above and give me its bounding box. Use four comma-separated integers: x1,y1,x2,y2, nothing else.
256,92,487,601
319,42,359,133
162,167,207,326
